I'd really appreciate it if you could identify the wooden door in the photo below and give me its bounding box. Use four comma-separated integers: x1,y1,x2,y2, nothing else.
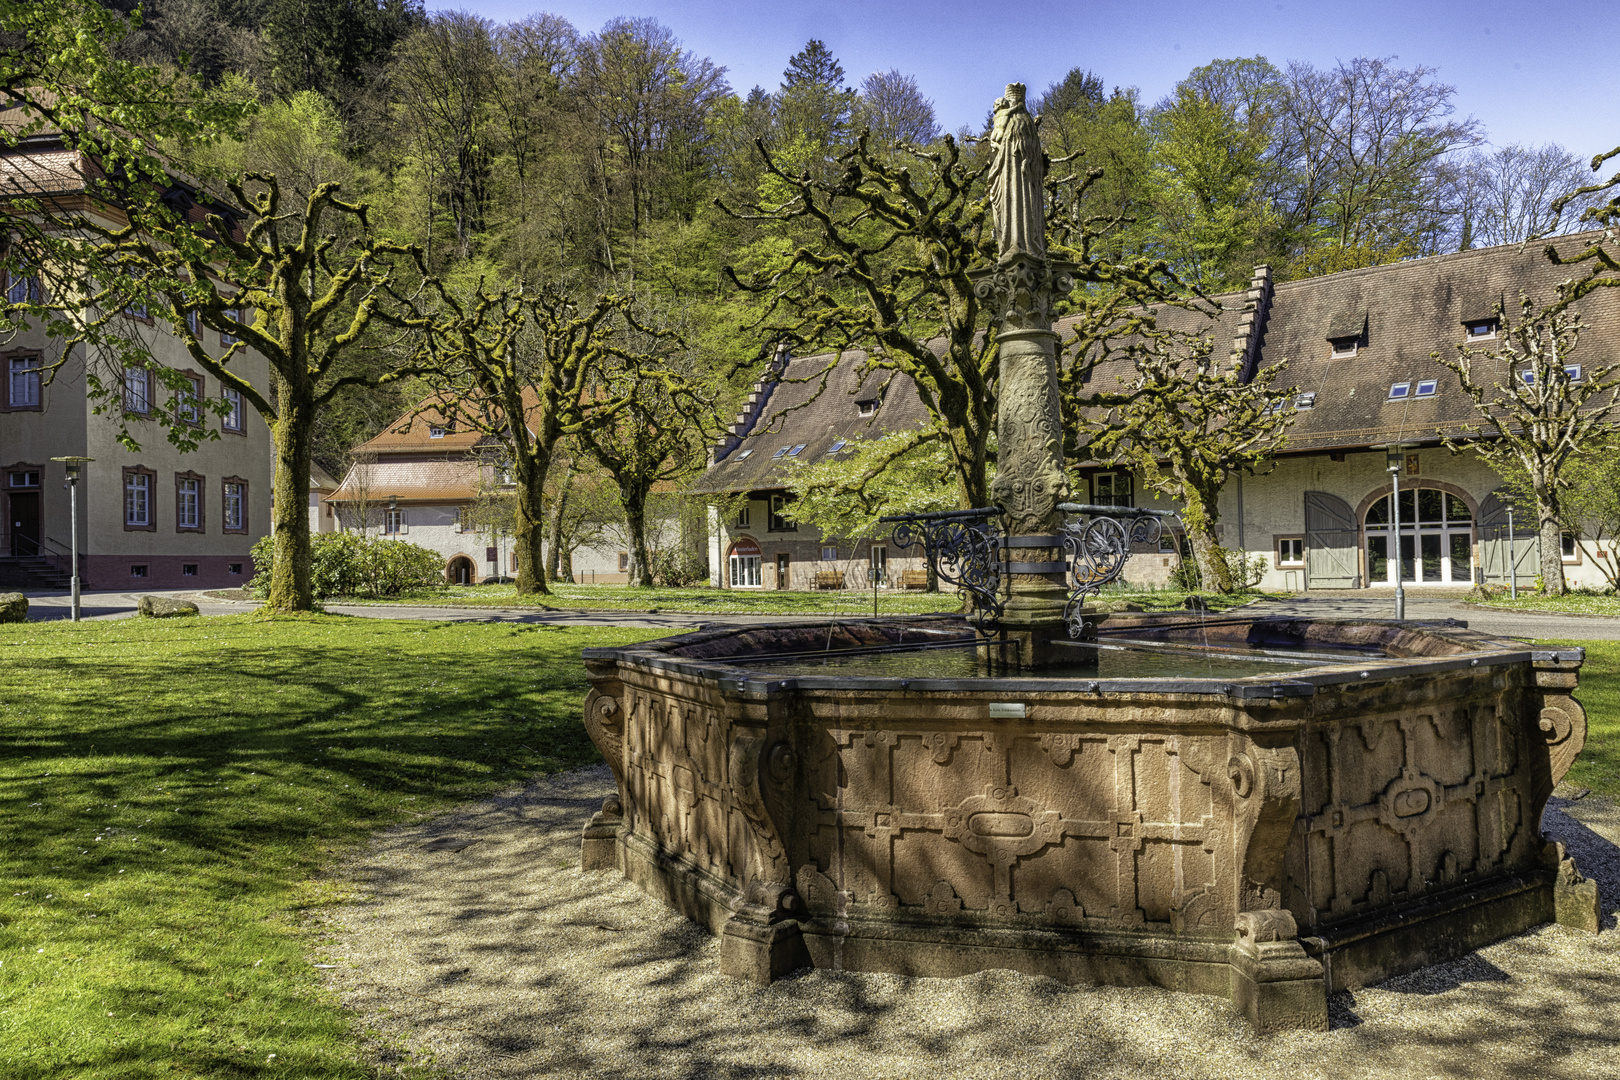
9,492,39,556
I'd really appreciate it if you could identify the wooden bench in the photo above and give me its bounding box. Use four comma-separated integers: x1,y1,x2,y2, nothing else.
813,570,846,590
898,569,931,590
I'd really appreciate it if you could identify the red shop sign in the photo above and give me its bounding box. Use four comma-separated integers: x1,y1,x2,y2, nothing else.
729,537,761,558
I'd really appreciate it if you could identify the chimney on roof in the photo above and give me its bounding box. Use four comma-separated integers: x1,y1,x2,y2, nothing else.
706,343,792,466
1229,264,1273,379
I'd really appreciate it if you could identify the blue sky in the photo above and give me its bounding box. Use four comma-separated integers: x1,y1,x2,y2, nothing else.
453,0,1619,159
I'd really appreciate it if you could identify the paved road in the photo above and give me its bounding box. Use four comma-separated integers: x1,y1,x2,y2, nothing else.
17,586,1620,640
14,588,875,630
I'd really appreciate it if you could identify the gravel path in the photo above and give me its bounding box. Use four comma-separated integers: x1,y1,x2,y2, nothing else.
316,767,1620,1080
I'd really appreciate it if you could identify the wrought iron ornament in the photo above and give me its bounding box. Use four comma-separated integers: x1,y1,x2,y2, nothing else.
884,503,1179,641
1057,504,1175,639
884,508,1005,634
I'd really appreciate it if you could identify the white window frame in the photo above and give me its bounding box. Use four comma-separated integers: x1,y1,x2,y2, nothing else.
1093,471,1132,506
176,477,200,529
1277,537,1305,566
8,356,40,407
124,366,150,413
125,472,150,527
179,375,202,424
1330,337,1359,358
735,504,751,529
6,265,39,304
1415,380,1437,397
729,552,762,587
223,482,244,531
1465,320,1497,340
222,387,243,432
384,508,405,535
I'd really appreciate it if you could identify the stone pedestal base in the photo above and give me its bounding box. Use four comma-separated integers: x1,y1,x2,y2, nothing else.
1228,911,1328,1033
1555,855,1602,933
719,917,809,984
979,619,1079,669
580,797,623,872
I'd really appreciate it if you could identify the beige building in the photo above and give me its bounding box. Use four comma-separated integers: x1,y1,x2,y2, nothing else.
0,125,272,591
693,238,1620,594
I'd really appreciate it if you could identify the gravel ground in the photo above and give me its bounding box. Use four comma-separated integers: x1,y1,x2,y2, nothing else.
316,767,1620,1080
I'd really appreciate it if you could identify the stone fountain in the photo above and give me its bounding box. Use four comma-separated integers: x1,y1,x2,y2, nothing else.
574,85,1600,1033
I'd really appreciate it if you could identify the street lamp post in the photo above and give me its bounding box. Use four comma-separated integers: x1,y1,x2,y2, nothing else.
1387,450,1405,621
49,456,93,622
1507,506,1518,600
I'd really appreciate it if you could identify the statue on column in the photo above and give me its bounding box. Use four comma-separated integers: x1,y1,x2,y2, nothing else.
987,83,1047,264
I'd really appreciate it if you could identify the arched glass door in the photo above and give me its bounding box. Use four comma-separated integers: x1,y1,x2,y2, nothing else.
1364,489,1474,585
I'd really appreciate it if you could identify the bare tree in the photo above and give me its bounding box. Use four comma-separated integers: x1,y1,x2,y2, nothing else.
1277,57,1482,260
1454,143,1606,248
1437,298,1620,594
858,70,939,147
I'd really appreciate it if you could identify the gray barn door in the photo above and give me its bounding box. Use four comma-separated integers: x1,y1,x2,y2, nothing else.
1304,491,1359,588
1478,492,1537,586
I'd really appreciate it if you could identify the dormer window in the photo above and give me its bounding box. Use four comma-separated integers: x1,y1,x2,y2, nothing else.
429,426,446,438
1294,392,1316,410
1329,336,1359,358
1465,319,1497,340
1415,380,1437,397
856,398,879,417
1389,382,1411,400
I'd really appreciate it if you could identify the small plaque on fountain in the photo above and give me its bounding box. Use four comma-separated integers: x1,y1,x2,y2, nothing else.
988,702,1027,718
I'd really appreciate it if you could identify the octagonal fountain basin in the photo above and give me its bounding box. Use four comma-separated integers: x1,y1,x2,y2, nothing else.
577,614,1595,1033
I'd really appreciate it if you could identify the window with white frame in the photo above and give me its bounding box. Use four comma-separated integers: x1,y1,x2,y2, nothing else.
1562,532,1579,562
1388,382,1411,400
821,545,837,561
429,426,446,438
222,387,243,432
1465,319,1497,340
125,471,150,526
124,366,150,413
221,307,243,345
729,550,762,587
1278,537,1304,566
735,503,751,528
6,264,39,304
8,355,40,407
1415,379,1437,397
1329,336,1359,358
176,476,200,529
384,508,404,534
185,309,201,336
179,374,202,424
9,470,39,487
223,481,245,531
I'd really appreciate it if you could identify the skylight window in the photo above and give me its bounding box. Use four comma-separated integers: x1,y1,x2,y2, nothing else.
1415,380,1437,397
772,445,791,458
787,444,807,456
827,440,847,454
1294,392,1316,410
736,449,753,459
1388,382,1411,400
1565,365,1584,382
1520,370,1536,386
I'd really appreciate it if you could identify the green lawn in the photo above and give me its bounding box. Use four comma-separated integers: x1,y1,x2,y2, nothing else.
311,582,1276,617
1543,639,1620,798
3,615,1609,1079
0,615,667,1079
1478,592,1620,618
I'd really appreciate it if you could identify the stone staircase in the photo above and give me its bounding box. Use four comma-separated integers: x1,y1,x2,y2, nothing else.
0,556,71,590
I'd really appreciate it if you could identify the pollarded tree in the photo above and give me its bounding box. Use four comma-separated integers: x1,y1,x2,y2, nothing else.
1545,144,1620,304
418,282,675,594
98,174,429,612
1436,298,1620,595
719,130,1187,513
1085,330,1297,593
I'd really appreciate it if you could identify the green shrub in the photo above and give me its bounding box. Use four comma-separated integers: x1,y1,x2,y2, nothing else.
248,533,444,599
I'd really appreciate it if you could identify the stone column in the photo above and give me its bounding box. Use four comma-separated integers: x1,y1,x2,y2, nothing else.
974,256,1074,668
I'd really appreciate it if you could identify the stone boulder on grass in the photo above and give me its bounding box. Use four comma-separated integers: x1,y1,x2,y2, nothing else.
0,592,26,623
138,595,199,618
